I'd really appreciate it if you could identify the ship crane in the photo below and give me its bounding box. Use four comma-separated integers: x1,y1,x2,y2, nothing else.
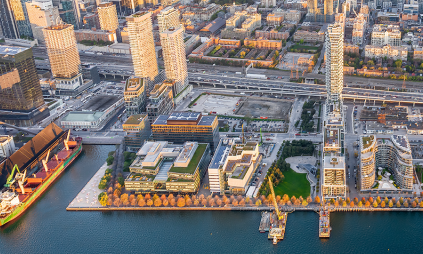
42,150,51,172
64,130,71,150
4,164,20,187
15,170,27,194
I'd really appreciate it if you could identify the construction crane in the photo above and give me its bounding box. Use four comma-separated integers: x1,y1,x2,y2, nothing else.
268,176,283,221
4,164,20,187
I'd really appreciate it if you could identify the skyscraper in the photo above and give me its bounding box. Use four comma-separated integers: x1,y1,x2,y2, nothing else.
157,6,180,32
26,0,59,43
0,0,19,38
0,46,47,126
325,23,344,112
126,11,158,81
321,22,346,200
324,0,334,22
8,0,33,37
307,0,317,14
97,2,118,31
43,23,83,90
160,26,188,95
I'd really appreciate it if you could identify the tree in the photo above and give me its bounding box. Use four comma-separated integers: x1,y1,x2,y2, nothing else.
147,199,153,207
381,201,386,208
145,193,151,200
202,199,208,207
154,198,162,207
239,199,245,206
412,201,417,208
419,201,423,208
170,198,176,207
194,199,200,206
353,197,358,204
384,197,389,203
107,187,113,194
376,196,381,204
216,198,222,207
114,198,121,207
358,201,363,207
283,194,290,203
208,199,214,207
346,197,350,204
315,196,321,204
120,193,128,205
291,196,297,204
161,194,167,201
404,201,409,208
152,194,159,201
138,198,145,207
299,39,304,44
294,199,301,206
400,197,404,204
131,199,136,206
256,199,262,206
106,156,114,165
99,192,108,206
306,196,312,204
368,197,374,203
302,200,308,207
232,200,239,206
365,201,370,207
136,194,143,202
350,201,354,207
186,198,192,206
113,189,121,198
342,201,347,207
373,201,378,208
177,198,186,207
394,59,402,68
367,60,375,66
389,200,393,208
396,201,401,208
163,199,169,207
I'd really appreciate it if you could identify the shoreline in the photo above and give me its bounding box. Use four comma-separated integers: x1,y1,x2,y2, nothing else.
66,206,423,212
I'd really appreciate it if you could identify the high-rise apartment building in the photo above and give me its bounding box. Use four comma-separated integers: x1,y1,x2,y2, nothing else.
160,26,188,95
8,0,33,38
126,11,158,81
43,23,83,90
157,6,180,32
124,77,147,116
325,23,344,111
321,22,346,200
324,0,333,21
0,46,48,126
97,2,118,31
307,0,317,14
26,0,59,43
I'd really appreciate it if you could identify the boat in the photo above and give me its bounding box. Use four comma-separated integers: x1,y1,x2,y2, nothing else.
259,211,270,233
319,206,331,238
0,130,82,226
266,176,287,244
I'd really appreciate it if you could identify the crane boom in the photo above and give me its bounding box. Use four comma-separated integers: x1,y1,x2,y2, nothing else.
4,164,20,187
268,176,283,220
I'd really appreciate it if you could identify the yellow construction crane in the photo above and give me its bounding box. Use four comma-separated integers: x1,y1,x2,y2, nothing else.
268,176,283,221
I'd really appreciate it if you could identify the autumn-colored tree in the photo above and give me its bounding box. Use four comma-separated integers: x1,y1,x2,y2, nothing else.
315,196,320,204
245,197,250,203
120,193,128,204
276,195,281,202
358,201,363,207
170,198,176,206
99,193,108,206
267,194,273,203
346,197,350,204
404,201,409,208
256,199,262,206
194,199,200,206
342,201,347,207
294,199,301,206
291,196,297,204
306,196,312,204
353,197,358,204
230,195,236,201
237,195,243,201
239,199,245,206
260,195,266,202
201,199,208,207
216,198,222,207
381,201,386,208
136,194,143,202
186,198,192,206
161,194,167,201
412,201,417,208
114,197,121,207
224,198,230,206
350,201,354,207
145,193,151,200
168,194,174,200
361,197,366,203
138,198,145,207
107,187,113,194
330,198,335,204
396,201,401,208
376,196,381,204
154,198,162,207
368,197,374,203
365,201,370,207
299,196,304,204
163,199,169,207
420,201,423,208
147,199,153,207
185,194,190,201
384,197,389,203
399,197,404,204
283,194,290,203
152,194,159,201
389,200,393,208
232,200,239,206
129,194,135,202
175,198,184,207
199,194,205,200
302,200,308,207
131,199,136,206
334,201,339,207
222,195,228,204
373,201,378,208
287,201,292,206
392,197,396,204
208,198,214,207
114,182,121,190
113,188,121,198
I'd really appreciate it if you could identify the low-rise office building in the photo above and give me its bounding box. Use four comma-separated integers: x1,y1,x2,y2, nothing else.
208,139,261,195
152,112,220,152
124,77,147,116
123,114,151,152
364,45,408,61
124,141,211,193
0,135,15,158
146,82,174,123
293,30,325,43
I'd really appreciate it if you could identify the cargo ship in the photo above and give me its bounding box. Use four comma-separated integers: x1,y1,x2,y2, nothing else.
0,126,82,226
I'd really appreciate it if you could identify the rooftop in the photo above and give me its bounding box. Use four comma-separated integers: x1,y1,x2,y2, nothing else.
0,46,29,56
61,111,104,122
209,139,232,169
123,114,147,125
152,112,216,126
125,77,143,92
169,143,208,174
323,155,345,170
82,95,120,112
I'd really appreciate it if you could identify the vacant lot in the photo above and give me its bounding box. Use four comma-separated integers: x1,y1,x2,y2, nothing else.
187,94,241,115
237,99,292,120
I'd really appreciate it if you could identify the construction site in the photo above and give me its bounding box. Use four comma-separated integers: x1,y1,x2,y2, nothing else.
278,52,315,72
236,98,292,120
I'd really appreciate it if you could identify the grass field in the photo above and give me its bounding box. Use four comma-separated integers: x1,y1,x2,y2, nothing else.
290,45,319,51
274,168,310,198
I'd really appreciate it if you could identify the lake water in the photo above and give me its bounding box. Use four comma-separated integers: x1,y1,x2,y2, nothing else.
1,145,422,254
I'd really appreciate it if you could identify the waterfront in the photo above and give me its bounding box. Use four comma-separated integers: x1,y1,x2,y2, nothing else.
1,145,423,254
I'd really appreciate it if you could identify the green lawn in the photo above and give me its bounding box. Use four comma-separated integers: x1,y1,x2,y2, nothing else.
169,144,207,174
290,45,319,51
274,168,310,198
